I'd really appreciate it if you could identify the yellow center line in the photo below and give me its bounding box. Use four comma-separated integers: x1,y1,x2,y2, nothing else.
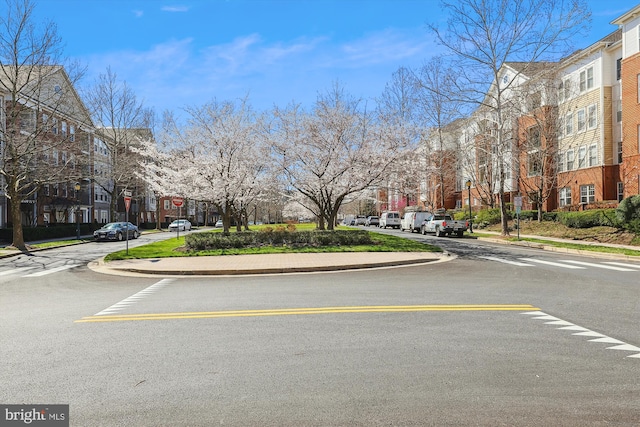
75,304,540,323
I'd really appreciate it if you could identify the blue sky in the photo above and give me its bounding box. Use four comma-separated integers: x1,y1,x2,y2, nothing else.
23,0,640,116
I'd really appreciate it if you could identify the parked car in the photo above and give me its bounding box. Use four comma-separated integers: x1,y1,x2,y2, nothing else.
94,222,139,241
365,216,380,227
355,215,367,225
169,219,191,232
421,212,468,237
214,220,224,228
379,211,401,229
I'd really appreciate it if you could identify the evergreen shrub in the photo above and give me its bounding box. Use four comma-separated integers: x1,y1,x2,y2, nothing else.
616,195,640,233
556,209,619,229
185,229,374,251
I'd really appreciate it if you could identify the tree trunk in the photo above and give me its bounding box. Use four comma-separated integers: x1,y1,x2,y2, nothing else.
10,194,27,252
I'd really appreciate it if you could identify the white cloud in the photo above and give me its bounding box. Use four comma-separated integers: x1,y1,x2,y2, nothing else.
161,5,190,12
79,27,436,114
132,10,144,18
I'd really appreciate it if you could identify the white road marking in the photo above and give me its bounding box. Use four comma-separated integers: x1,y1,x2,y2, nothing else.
602,262,640,270
559,260,636,271
94,279,174,316
479,256,533,266
23,264,79,277
519,258,585,269
523,311,640,359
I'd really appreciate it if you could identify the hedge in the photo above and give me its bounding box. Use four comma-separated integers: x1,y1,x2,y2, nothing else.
185,229,374,251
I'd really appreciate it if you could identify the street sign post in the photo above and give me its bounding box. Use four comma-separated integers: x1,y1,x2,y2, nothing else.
123,192,132,254
514,196,523,240
172,198,184,239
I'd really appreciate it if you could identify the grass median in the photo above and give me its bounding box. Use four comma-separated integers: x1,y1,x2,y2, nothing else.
104,225,442,261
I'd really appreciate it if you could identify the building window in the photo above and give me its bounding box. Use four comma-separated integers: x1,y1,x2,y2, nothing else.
567,150,575,170
70,125,75,142
164,200,170,210
557,151,565,173
19,110,36,131
577,108,586,132
617,58,622,80
528,127,541,148
528,153,542,176
616,100,622,123
617,141,623,163
52,118,58,134
578,146,586,168
587,104,597,129
579,70,586,92
559,187,572,207
587,67,593,89
580,184,595,204
618,182,624,202
565,112,573,135
564,79,571,100
558,80,564,103
61,121,67,136
588,144,597,166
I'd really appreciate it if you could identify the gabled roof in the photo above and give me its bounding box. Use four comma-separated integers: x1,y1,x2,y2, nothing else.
0,64,94,128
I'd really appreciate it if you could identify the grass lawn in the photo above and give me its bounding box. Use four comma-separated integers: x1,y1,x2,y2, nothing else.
104,225,442,261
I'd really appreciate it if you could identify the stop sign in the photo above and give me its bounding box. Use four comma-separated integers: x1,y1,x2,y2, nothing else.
172,198,184,207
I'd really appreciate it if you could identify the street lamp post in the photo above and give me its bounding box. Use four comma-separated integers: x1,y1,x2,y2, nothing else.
75,182,81,239
465,179,473,233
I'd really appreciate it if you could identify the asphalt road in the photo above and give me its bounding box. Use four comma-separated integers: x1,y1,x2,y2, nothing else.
1,229,639,426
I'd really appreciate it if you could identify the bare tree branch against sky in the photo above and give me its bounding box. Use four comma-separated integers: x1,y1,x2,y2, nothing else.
17,0,640,115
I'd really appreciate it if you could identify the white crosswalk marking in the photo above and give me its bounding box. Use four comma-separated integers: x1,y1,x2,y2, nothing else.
602,262,640,269
0,268,36,277
94,279,174,316
479,255,640,271
518,258,585,269
559,260,636,271
478,256,533,266
23,264,80,277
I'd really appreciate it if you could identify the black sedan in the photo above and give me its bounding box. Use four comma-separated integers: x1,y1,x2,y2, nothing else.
93,222,139,241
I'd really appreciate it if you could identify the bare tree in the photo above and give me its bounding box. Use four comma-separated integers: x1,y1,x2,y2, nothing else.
429,0,590,235
414,56,465,210
376,67,423,212
0,0,87,250
83,67,153,221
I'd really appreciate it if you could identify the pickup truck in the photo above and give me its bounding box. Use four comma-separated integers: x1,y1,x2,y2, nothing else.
420,213,469,237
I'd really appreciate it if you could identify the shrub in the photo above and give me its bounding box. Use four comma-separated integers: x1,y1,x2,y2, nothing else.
556,209,619,229
185,229,374,251
616,195,640,233
474,208,509,228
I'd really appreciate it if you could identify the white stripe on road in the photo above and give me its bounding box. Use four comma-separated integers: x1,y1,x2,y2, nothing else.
479,256,534,266
94,279,174,316
523,311,640,359
602,262,640,270
23,264,80,277
559,260,636,271
519,258,585,269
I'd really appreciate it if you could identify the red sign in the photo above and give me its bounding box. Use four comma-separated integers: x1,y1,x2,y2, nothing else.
124,196,132,212
172,198,184,208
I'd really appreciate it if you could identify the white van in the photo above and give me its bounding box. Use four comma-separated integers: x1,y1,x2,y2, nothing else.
379,211,401,229
401,211,432,233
